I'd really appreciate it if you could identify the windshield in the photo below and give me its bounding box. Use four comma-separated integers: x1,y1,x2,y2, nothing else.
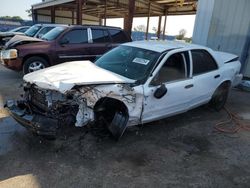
95,45,161,82
25,25,41,37
41,26,66,41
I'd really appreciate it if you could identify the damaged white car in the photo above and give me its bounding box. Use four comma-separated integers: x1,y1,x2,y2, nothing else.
6,41,243,139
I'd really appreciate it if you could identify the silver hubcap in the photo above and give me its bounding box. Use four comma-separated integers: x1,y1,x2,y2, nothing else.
28,61,45,72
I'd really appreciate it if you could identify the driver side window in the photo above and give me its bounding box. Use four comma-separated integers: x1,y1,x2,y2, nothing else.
151,52,189,86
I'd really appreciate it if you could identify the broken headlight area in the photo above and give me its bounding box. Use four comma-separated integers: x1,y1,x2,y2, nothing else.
6,84,130,140
6,85,79,137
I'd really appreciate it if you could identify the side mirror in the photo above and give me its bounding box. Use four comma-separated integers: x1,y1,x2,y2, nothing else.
59,38,69,45
154,84,167,99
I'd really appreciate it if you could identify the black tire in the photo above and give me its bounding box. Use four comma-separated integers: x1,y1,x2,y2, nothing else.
23,56,49,74
209,82,230,111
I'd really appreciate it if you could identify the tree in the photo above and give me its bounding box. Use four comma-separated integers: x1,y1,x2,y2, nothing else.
176,29,187,40
152,26,163,35
0,16,23,21
133,25,146,32
26,9,32,17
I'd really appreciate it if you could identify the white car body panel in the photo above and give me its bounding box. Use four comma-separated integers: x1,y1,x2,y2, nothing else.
14,41,243,139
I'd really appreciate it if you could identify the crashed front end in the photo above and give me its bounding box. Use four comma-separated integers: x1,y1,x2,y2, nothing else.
6,83,79,137
6,82,142,139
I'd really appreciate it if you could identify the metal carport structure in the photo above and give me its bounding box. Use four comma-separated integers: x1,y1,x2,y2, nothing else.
32,0,197,38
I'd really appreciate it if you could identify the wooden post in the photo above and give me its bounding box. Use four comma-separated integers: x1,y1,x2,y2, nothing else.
157,16,162,39
104,0,107,26
145,1,151,40
71,10,74,24
32,8,38,23
77,0,83,25
51,6,55,23
99,17,102,26
123,0,135,37
162,11,168,40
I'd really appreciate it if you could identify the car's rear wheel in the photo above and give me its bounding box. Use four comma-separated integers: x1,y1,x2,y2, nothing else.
23,56,49,74
209,82,230,111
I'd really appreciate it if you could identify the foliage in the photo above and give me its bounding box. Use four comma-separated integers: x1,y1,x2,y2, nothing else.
133,25,146,32
176,29,187,40
26,9,32,17
0,16,23,21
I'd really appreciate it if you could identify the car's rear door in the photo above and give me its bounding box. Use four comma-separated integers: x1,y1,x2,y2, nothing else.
190,49,222,107
55,28,92,63
142,50,194,123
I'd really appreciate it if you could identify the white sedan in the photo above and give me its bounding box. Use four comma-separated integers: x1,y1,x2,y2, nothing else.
7,41,243,139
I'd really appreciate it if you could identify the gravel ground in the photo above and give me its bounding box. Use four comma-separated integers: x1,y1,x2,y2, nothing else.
0,65,250,188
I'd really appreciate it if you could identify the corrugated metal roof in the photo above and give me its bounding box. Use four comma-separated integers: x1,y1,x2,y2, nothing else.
33,0,198,17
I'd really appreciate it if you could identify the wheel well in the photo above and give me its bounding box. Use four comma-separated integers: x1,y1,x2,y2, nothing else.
220,80,231,88
94,97,129,124
22,54,51,65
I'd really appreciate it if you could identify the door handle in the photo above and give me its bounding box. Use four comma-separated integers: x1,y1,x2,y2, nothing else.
214,74,220,79
185,84,194,89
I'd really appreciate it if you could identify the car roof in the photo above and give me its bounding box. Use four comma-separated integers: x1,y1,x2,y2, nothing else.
123,40,208,53
33,23,68,27
67,25,122,30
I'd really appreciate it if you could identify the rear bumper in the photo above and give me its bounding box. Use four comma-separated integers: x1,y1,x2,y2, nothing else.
5,100,58,136
232,73,243,87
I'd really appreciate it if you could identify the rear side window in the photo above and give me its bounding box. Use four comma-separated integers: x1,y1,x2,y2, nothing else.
192,50,218,75
92,29,110,43
109,29,128,43
61,29,88,44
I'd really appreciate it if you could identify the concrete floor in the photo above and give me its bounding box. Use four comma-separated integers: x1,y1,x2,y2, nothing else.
0,65,250,188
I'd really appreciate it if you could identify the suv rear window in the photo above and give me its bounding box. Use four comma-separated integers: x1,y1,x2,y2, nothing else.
108,29,128,43
92,29,110,43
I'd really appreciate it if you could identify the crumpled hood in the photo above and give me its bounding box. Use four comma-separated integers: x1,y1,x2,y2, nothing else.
0,31,24,38
24,61,135,93
5,35,43,48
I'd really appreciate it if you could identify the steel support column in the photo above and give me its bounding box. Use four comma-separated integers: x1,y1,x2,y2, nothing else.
124,0,135,37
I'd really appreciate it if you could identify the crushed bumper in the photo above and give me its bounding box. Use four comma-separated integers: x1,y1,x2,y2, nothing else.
5,100,58,136
232,73,243,87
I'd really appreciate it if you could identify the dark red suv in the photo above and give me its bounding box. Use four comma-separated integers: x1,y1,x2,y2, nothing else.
1,25,131,74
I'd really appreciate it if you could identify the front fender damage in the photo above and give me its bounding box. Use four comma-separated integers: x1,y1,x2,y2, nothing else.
73,84,143,139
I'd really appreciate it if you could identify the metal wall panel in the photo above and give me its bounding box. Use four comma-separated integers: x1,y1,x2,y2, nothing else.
37,15,51,23
207,0,250,54
193,0,250,77
192,0,215,45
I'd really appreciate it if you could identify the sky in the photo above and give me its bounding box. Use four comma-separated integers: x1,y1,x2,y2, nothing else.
0,0,196,37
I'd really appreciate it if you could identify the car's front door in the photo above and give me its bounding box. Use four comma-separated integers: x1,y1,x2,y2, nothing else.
142,50,194,123
55,28,92,63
